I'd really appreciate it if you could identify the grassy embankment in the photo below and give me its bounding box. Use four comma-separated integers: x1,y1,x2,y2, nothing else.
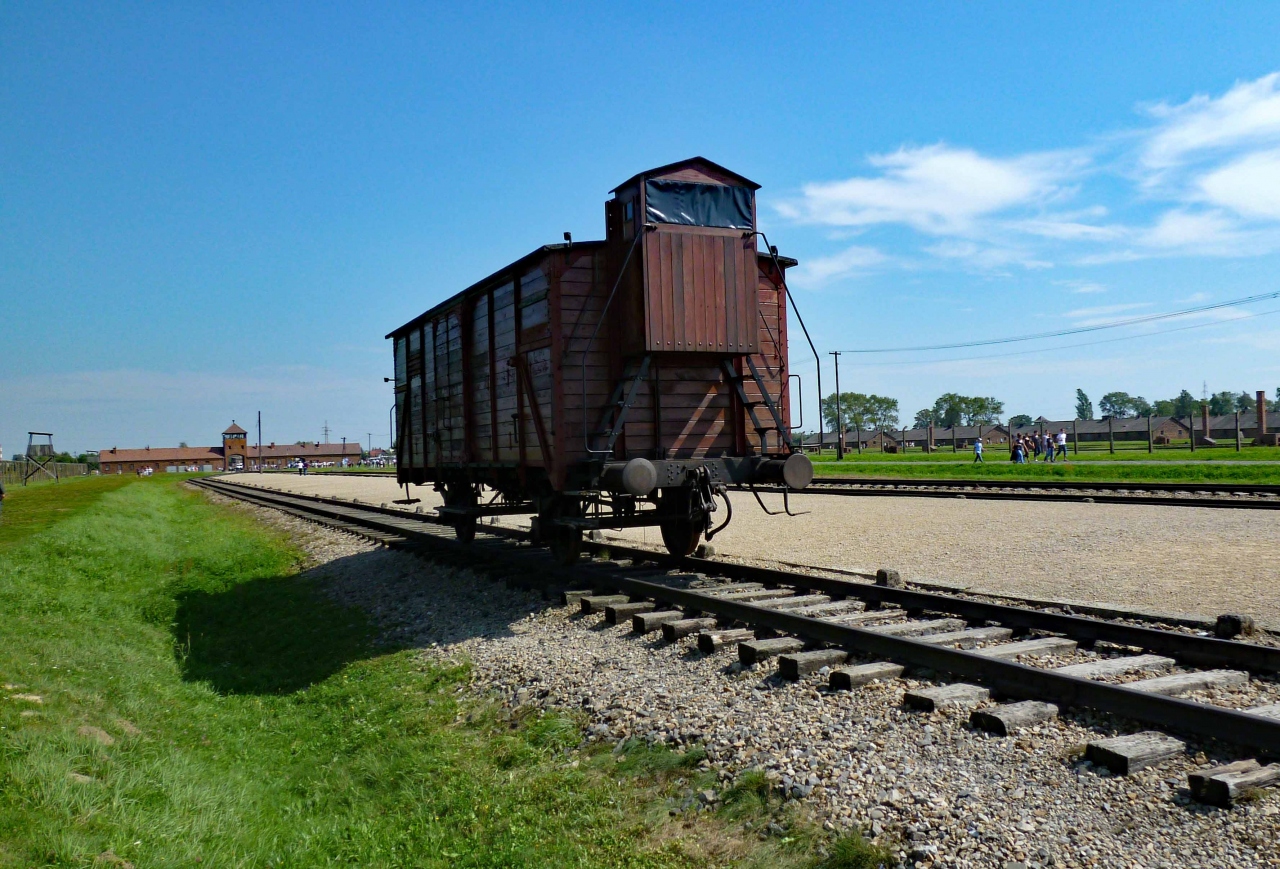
0,476,889,868
810,445,1280,484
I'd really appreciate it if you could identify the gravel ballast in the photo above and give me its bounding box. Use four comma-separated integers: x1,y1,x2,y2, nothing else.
207,487,1280,869
232,474,1280,628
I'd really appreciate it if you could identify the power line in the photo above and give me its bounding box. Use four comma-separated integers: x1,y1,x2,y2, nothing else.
836,289,1280,353
854,306,1280,367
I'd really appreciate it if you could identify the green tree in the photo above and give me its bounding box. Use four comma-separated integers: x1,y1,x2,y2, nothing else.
1098,392,1151,419
913,408,934,429
1208,391,1239,415
927,393,1004,427
1098,391,1132,418
821,392,900,432
1074,389,1093,420
1008,413,1033,427
1236,392,1257,413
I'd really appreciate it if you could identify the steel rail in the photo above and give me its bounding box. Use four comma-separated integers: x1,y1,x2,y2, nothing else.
591,544,1280,674
590,572,1280,756
746,480,1280,510
197,478,1280,671
193,478,1280,754
815,476,1280,495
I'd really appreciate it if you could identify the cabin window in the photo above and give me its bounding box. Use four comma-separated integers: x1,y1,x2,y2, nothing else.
624,200,634,222
644,179,753,230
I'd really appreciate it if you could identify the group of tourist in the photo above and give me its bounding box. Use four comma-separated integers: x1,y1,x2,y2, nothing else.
971,429,1071,463
1011,429,1070,463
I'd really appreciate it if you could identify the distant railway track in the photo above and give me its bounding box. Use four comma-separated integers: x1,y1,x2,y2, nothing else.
195,475,1280,796
755,475,1280,509
296,469,1280,508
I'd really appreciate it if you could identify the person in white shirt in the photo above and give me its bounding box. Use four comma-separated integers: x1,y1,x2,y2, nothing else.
1055,429,1069,460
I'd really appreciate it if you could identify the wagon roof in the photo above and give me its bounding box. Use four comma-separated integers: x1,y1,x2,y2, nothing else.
610,157,761,193
385,242,796,339
385,241,605,338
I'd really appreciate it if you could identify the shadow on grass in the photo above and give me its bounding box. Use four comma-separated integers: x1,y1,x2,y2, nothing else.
171,544,536,695
173,559,393,695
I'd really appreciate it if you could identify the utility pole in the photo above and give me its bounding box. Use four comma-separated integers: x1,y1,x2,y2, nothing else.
257,411,262,474
367,433,373,455
342,436,346,466
829,351,844,460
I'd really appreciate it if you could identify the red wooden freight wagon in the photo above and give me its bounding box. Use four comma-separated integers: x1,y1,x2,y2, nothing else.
388,157,813,563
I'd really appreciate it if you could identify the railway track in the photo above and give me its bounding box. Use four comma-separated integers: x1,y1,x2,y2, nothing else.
755,475,1280,509
298,469,1280,508
194,476,1280,804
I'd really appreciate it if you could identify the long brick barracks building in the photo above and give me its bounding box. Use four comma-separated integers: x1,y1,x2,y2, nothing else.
100,422,362,474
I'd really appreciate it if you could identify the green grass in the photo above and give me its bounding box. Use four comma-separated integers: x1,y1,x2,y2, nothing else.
812,445,1280,463
0,478,877,868
808,445,1280,483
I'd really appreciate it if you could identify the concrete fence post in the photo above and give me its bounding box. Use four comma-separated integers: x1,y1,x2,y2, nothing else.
1236,411,1242,452
1108,416,1114,454
1189,414,1196,453
1147,415,1154,453
1072,419,1079,455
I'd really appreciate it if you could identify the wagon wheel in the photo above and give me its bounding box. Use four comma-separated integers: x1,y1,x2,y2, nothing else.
659,490,702,558
444,482,477,544
544,497,583,567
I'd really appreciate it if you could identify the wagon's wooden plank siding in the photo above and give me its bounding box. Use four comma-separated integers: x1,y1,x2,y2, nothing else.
471,297,492,457
559,251,615,459
438,312,466,463
491,281,519,462
407,326,425,468
736,256,791,453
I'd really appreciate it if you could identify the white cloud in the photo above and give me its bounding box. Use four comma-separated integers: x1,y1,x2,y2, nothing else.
1008,217,1123,241
1063,302,1152,326
923,240,1052,270
1138,209,1239,248
1197,149,1280,219
778,72,1280,281
1142,73,1280,172
788,245,886,287
1054,280,1107,294
780,144,1084,235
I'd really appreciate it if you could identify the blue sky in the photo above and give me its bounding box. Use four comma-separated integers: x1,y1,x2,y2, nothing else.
4,3,1280,455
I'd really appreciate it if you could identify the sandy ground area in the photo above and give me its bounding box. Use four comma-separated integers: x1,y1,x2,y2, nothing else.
224,473,1280,629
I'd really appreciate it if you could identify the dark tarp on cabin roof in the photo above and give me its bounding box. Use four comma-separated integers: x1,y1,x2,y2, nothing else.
644,179,754,230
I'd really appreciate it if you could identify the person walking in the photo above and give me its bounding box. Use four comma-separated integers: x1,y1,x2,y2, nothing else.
1056,428,1069,460
973,437,984,463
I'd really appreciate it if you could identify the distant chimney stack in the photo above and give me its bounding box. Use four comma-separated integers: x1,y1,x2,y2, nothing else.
1259,391,1268,436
